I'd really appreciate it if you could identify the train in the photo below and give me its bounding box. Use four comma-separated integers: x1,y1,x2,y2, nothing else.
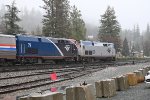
0,34,116,65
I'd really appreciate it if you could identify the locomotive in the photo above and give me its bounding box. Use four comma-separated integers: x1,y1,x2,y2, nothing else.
0,34,116,65
78,40,116,62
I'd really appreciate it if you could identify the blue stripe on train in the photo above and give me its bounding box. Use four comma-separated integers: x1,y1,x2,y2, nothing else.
0,48,16,51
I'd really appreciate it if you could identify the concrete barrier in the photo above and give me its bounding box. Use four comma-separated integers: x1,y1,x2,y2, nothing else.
147,66,150,71
144,67,149,73
117,76,128,91
66,84,96,100
123,75,129,89
19,96,30,100
53,93,64,100
111,79,116,96
126,73,137,86
138,69,146,77
20,92,64,100
112,77,119,91
95,81,103,98
102,79,116,98
134,71,144,83
66,86,75,100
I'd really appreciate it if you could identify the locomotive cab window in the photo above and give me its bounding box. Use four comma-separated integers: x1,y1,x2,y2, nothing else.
58,40,65,44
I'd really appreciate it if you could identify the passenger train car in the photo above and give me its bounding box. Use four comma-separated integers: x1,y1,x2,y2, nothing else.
0,34,16,63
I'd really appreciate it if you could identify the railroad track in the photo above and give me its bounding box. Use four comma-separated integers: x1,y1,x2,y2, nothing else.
0,60,133,73
0,65,104,94
0,60,149,95
0,67,83,80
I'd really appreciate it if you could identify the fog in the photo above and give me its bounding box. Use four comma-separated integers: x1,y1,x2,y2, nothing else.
0,0,150,34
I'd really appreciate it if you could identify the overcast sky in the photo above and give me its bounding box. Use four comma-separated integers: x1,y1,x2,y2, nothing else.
0,0,150,31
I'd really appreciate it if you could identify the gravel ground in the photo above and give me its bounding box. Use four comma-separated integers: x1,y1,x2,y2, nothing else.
0,71,71,87
0,62,150,100
98,83,150,100
0,69,50,78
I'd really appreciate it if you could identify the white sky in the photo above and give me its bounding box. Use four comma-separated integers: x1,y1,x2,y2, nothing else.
0,0,150,31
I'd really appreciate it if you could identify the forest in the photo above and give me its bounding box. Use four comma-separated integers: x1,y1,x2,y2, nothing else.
0,0,150,57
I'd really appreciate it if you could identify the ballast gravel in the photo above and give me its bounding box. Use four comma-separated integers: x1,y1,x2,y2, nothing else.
1,62,150,100
98,83,150,100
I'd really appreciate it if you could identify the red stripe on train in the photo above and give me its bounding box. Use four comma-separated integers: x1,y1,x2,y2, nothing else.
0,44,16,47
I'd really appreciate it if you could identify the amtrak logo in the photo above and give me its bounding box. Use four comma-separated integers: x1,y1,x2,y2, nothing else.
64,45,70,51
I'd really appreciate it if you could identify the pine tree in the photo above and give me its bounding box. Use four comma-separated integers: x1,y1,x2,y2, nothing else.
4,1,21,34
133,25,141,52
42,0,70,38
143,24,150,56
0,16,6,33
98,6,121,52
134,25,140,40
122,38,130,56
0,5,6,32
145,24,150,39
70,5,86,40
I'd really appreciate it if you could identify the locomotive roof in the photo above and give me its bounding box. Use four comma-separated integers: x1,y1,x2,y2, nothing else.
80,40,114,44
0,34,15,38
48,37,71,40
80,40,114,47
16,34,41,38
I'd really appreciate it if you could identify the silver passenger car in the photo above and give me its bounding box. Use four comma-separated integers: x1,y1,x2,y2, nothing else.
0,34,16,60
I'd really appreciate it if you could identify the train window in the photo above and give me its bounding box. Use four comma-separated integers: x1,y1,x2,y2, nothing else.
89,51,92,55
58,40,65,43
85,51,88,55
103,44,108,47
25,48,38,54
64,40,69,44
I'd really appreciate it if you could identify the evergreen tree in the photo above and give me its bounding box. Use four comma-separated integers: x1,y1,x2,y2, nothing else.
133,25,140,40
70,5,86,40
143,40,150,56
122,38,130,56
42,0,70,37
133,25,141,52
143,24,150,56
145,24,150,39
0,17,6,33
4,1,21,34
98,6,121,52
0,4,6,32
